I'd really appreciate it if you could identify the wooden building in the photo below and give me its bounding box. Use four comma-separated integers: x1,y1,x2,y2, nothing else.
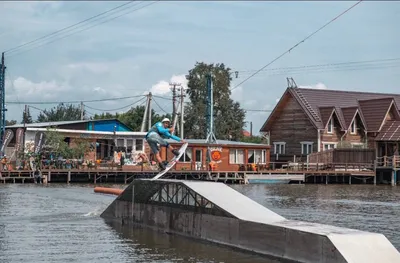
260,87,400,164
157,139,270,171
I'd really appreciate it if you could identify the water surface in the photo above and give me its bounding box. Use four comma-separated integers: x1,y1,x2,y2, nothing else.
0,183,398,262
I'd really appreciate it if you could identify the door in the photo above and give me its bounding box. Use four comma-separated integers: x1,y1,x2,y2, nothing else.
195,149,203,170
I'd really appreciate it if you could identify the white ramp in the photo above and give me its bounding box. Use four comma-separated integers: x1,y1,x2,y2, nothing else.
181,180,285,224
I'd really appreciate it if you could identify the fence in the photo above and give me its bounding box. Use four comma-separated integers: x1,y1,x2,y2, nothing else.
308,148,375,164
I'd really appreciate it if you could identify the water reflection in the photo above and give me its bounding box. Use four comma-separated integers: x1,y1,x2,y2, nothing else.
105,220,283,263
0,183,399,263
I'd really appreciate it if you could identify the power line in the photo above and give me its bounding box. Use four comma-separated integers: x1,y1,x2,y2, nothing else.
231,0,363,91
4,1,137,54
152,97,168,114
6,1,160,58
7,94,146,105
237,60,400,78
84,96,146,112
235,57,400,74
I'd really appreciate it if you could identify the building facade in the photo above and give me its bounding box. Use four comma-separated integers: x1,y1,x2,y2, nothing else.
260,87,400,163
4,119,147,165
160,139,270,171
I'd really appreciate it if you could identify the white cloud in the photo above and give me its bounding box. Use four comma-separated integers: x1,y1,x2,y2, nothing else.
275,98,280,103
299,82,328,90
150,74,188,95
10,77,70,99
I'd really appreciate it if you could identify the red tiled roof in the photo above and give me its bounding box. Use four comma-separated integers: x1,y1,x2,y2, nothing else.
340,106,358,130
318,106,335,127
358,98,393,132
289,88,400,131
375,121,400,141
260,87,400,134
242,130,251,137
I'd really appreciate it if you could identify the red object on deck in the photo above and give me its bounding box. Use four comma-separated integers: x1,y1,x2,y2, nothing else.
94,187,123,196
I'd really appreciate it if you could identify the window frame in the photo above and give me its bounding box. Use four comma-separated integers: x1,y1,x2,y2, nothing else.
273,142,286,155
300,141,313,155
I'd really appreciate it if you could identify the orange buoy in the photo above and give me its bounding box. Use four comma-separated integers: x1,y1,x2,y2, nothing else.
94,187,123,196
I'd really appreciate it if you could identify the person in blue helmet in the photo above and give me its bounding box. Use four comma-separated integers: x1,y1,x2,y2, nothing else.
145,118,186,170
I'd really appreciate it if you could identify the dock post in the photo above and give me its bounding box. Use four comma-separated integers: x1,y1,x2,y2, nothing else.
349,176,351,185
391,170,396,186
326,175,328,184
67,171,71,184
48,171,51,183
374,174,376,185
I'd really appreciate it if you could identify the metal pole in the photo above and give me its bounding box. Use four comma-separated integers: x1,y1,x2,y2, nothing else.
80,102,84,120
22,105,27,162
148,92,152,130
0,53,6,154
140,94,149,132
250,121,253,137
180,87,185,138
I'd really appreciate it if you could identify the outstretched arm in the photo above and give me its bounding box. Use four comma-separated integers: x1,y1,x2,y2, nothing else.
155,123,181,142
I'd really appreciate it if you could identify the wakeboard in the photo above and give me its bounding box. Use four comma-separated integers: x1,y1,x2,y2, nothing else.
150,142,189,180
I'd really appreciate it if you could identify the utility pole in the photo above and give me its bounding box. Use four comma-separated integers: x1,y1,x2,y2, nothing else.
169,82,182,134
141,93,150,132
0,52,7,155
250,121,253,137
180,86,185,138
80,102,84,120
22,105,27,160
148,92,152,130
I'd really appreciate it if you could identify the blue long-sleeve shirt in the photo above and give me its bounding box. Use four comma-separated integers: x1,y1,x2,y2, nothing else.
146,122,181,142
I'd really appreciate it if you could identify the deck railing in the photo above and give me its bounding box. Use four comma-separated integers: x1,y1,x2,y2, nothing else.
376,155,400,168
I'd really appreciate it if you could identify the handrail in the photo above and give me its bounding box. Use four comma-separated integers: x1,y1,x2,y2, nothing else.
376,155,400,168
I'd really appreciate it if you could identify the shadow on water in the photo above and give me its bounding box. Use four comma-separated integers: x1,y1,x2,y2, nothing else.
104,220,287,263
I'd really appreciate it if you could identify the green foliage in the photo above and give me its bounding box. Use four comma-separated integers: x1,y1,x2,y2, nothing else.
5,120,17,126
92,105,171,131
240,136,264,144
21,107,33,124
43,128,91,159
37,103,83,122
184,62,246,140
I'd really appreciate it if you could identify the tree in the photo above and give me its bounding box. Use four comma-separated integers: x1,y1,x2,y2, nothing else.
184,62,246,140
43,128,91,159
5,120,17,126
37,103,83,122
21,107,33,124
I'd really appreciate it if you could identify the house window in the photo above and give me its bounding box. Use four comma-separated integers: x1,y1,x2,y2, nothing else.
247,149,267,164
135,139,144,152
350,119,356,134
323,143,336,151
179,147,192,162
273,142,285,154
116,139,125,147
126,139,133,152
327,118,333,133
301,142,313,155
229,149,244,164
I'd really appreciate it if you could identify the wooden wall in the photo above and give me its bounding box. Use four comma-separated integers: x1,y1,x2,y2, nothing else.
268,93,318,157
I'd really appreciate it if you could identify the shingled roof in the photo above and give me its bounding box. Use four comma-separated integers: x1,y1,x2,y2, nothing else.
261,87,400,133
376,121,400,141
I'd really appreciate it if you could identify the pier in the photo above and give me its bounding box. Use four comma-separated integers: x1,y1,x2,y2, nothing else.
0,166,378,185
100,179,400,263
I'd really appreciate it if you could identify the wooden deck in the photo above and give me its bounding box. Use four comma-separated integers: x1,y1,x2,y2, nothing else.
0,164,377,185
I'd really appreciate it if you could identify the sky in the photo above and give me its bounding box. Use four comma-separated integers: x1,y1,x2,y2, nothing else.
0,1,399,135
